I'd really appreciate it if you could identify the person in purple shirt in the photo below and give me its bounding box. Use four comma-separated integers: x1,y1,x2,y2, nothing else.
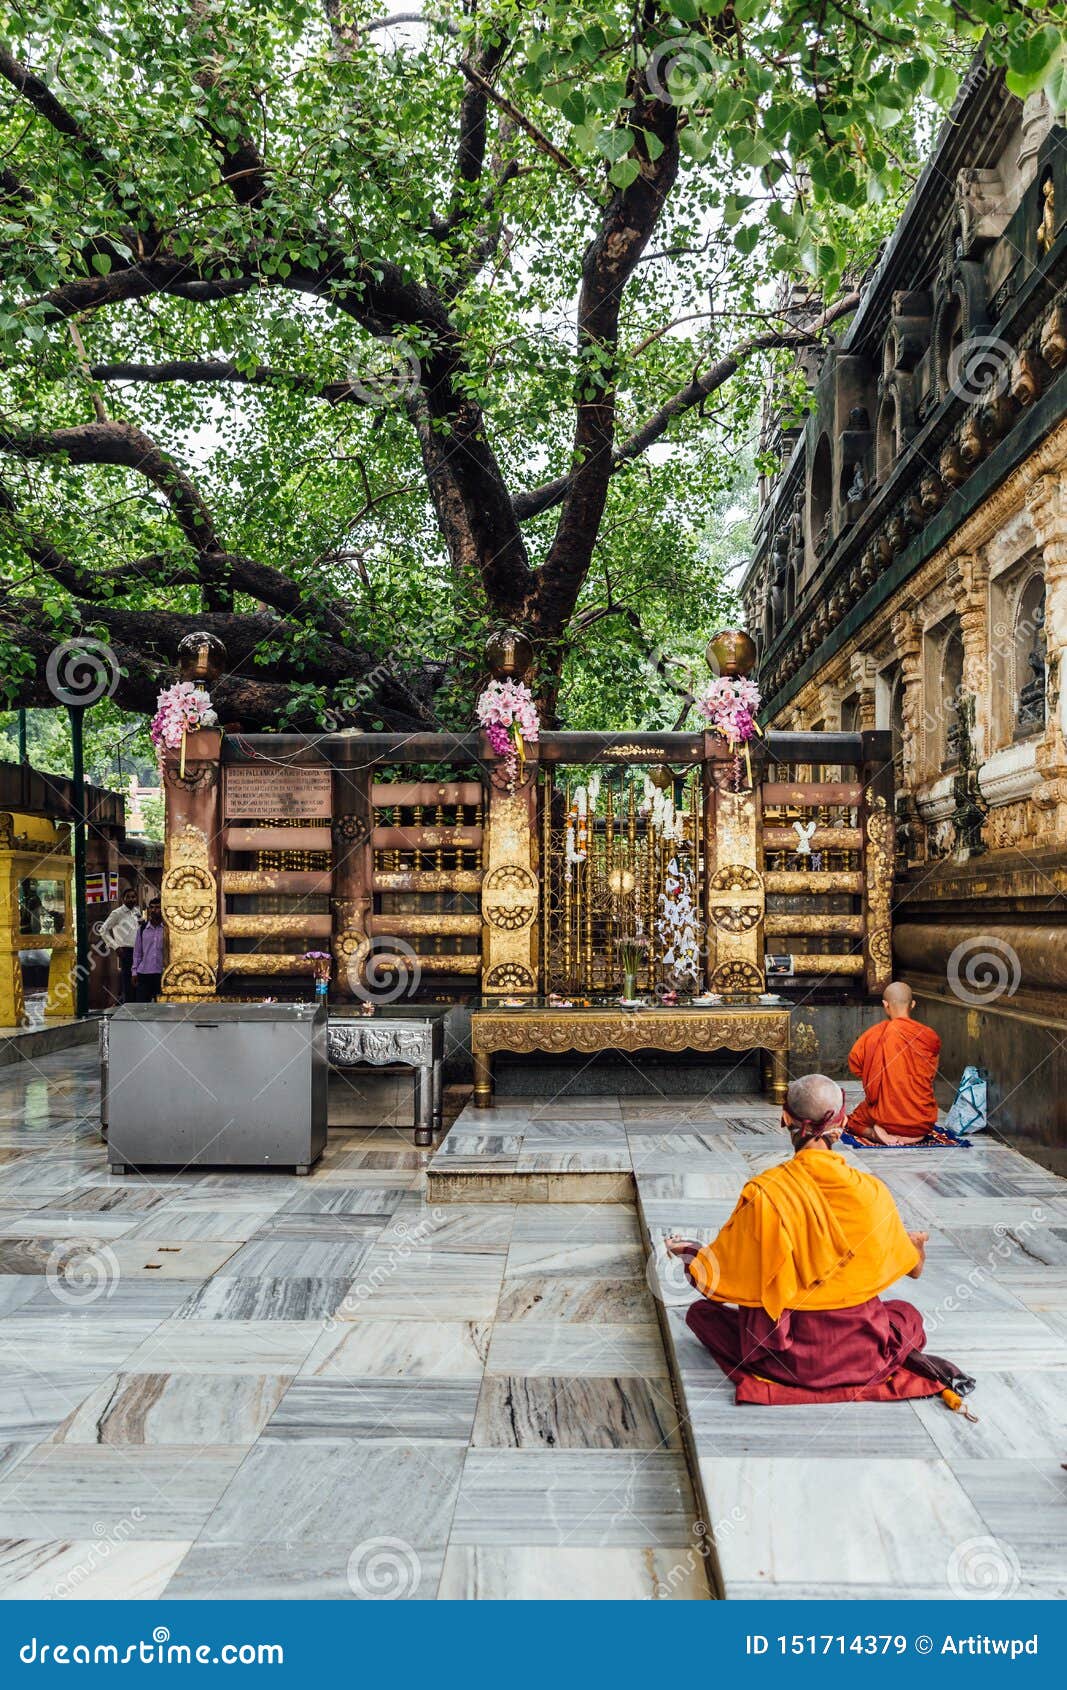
132,897,165,1002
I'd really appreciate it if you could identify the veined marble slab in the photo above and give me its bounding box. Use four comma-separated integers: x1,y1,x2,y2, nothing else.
91,1241,242,1280
495,1277,655,1324
485,1323,667,1379
280,1187,409,1217
0,1445,246,1540
509,1205,640,1245
0,1537,191,1601
950,1458,1067,1586
438,1543,709,1600
264,1377,481,1442
53,1371,291,1446
0,1210,140,1241
473,1375,679,1452
915,1370,1067,1460
162,1540,443,1601
0,1276,40,1316
515,1150,631,1174
121,1320,321,1375
451,1450,696,1545
199,1440,466,1545
0,1236,112,1275
214,1239,372,1279
374,1205,515,1254
174,1277,353,1322
504,1242,644,1280
0,1368,111,1440
123,1208,282,1243
0,1318,162,1371
700,1456,986,1590
18,1280,190,1321
43,1186,168,1214
301,1319,490,1380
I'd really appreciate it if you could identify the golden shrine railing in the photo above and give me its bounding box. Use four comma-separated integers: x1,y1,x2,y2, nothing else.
158,728,893,1002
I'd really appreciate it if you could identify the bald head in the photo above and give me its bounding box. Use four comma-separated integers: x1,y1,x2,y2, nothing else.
883,980,915,1020
785,1073,844,1125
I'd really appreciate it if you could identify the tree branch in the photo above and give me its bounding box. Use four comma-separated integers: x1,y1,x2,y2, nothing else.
515,292,860,522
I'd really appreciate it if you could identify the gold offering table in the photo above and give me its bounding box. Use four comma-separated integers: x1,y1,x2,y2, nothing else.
471,995,790,1107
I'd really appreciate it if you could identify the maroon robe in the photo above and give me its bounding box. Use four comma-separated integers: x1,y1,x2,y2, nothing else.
685,1296,942,1405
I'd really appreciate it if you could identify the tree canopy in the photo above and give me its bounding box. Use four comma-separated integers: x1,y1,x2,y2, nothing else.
1,0,1064,742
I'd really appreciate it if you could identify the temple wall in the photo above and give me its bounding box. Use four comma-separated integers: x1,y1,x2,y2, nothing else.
739,67,1067,1159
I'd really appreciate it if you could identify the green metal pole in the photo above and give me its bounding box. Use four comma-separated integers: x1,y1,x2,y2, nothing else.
68,706,89,1018
17,709,28,765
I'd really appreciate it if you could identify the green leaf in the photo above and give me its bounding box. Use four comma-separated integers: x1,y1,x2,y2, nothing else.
609,157,641,190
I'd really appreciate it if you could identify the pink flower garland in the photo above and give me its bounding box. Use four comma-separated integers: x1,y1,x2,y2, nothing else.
476,679,540,787
696,676,762,788
150,681,217,772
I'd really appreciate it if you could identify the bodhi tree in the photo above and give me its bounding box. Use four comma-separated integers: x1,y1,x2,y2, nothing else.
1,0,1064,733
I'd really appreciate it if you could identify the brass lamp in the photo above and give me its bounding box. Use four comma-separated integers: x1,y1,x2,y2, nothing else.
484,627,534,682
177,631,227,686
706,629,757,678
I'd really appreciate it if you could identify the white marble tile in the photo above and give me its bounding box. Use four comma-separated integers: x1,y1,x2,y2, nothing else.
504,1242,645,1279
0,1446,246,1539
485,1322,667,1378
438,1543,709,1599
701,1457,987,1589
199,1440,466,1545
121,1320,321,1375
0,1317,163,1370
0,1537,191,1600
451,1450,695,1545
302,1319,490,1379
53,1371,292,1446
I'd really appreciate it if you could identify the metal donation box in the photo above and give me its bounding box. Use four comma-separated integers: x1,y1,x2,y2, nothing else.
105,1002,327,1175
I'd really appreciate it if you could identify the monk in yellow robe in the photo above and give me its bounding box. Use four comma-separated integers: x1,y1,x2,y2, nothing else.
665,1075,964,1405
847,980,941,1144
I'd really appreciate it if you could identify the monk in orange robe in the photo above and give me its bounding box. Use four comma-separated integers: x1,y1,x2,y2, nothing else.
665,1075,967,1405
847,980,941,1144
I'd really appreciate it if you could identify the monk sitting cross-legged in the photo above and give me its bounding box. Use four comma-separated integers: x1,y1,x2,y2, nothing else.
665,1075,970,1407
847,980,942,1145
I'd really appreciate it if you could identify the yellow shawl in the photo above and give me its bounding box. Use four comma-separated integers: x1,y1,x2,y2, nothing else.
688,1146,919,1320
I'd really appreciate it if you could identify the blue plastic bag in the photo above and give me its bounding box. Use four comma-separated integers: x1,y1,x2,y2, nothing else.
945,1065,987,1137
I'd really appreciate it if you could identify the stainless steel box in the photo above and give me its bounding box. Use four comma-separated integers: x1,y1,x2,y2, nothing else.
106,1003,327,1175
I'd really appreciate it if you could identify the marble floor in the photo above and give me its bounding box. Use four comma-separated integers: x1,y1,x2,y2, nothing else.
0,1049,707,1601
2,1047,1065,1601
435,1085,1067,1599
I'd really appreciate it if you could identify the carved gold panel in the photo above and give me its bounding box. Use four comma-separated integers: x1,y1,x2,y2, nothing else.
161,823,218,999
481,782,538,994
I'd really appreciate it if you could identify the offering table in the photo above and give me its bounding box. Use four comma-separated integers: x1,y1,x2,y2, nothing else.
471,995,790,1108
